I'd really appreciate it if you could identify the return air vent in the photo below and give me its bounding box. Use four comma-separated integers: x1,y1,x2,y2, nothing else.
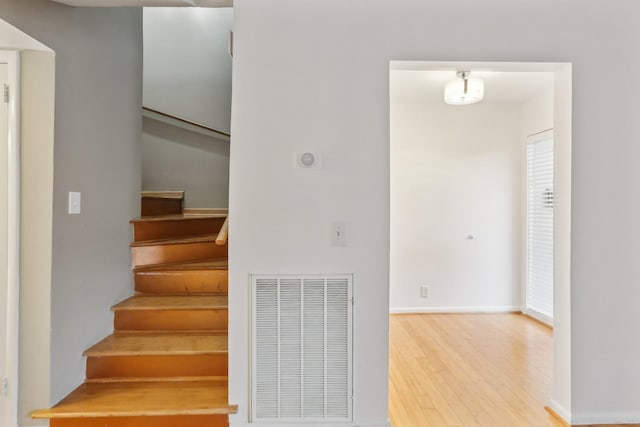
251,274,353,423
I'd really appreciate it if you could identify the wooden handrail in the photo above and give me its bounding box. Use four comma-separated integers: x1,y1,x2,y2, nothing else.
215,216,229,246
142,106,231,138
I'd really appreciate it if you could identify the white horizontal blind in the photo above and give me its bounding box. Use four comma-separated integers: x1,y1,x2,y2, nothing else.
252,274,353,423
526,131,554,322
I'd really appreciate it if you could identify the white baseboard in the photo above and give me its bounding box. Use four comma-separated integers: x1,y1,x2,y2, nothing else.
389,305,521,314
549,399,572,424
549,400,640,425
571,411,640,425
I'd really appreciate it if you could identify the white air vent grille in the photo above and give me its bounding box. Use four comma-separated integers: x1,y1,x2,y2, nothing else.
251,274,353,423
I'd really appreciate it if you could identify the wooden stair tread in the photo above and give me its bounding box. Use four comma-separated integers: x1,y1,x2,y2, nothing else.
130,214,227,223
86,376,227,383
84,333,227,356
135,258,228,272
141,191,184,199
112,295,227,311
131,234,218,248
31,381,237,419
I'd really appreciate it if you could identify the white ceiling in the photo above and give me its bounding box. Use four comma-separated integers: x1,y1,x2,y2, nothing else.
390,70,553,105
50,0,231,6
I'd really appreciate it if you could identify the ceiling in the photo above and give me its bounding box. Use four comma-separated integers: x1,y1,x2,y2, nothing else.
50,0,231,6
390,70,553,105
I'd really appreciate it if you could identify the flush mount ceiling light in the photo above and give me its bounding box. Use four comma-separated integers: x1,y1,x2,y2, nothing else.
444,71,484,105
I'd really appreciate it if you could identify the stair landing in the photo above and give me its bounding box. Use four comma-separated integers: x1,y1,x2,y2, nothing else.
31,380,237,419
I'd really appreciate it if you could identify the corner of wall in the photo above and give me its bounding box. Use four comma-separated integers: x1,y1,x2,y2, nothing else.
19,49,55,426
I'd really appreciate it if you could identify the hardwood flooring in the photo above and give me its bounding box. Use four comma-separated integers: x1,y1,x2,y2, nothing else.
388,313,638,427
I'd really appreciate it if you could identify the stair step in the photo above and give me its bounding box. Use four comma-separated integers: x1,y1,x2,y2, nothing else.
141,191,185,199
112,296,228,332
84,333,228,379
113,295,227,311
130,215,226,242
31,380,237,419
84,332,228,356
86,376,227,383
49,414,229,427
141,192,184,217
134,259,228,295
130,235,227,268
136,258,229,270
131,234,221,247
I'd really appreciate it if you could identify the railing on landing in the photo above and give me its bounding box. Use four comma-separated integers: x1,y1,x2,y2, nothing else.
142,106,231,139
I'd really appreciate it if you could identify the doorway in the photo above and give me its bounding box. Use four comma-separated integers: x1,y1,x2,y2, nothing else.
388,61,572,425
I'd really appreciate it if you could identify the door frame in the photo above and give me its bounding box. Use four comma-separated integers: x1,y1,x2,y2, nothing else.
388,60,573,421
0,49,20,427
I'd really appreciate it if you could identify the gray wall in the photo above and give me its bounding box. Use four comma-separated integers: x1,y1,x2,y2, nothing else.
144,7,233,133
0,1,142,419
142,117,229,208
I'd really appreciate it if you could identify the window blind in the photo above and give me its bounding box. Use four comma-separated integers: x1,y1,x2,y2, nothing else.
526,132,554,322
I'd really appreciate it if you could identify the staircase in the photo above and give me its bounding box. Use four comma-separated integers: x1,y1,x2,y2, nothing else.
32,192,236,427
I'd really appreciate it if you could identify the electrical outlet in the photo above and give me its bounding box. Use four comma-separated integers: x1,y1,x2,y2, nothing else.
420,285,429,298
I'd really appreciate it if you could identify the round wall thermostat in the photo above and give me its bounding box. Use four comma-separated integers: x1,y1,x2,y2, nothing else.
299,152,316,167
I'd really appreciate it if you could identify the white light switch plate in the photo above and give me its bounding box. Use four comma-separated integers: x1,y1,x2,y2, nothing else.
68,191,81,214
331,222,347,246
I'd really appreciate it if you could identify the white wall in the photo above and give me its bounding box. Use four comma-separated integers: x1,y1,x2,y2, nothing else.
142,117,230,208
390,102,523,313
522,89,554,138
0,19,50,50
144,7,233,133
1,2,143,423
231,0,640,425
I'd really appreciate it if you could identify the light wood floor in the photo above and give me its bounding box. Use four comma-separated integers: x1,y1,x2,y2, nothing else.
389,313,638,427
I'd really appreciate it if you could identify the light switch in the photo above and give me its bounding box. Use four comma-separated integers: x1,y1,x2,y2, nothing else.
68,191,81,214
331,222,347,246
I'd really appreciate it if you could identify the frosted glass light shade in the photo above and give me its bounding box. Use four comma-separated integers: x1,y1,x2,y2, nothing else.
444,76,484,105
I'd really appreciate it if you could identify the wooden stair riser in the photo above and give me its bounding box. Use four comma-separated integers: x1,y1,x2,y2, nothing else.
132,217,226,242
131,242,228,268
141,197,183,217
135,270,228,295
51,414,228,427
114,309,228,332
86,354,227,379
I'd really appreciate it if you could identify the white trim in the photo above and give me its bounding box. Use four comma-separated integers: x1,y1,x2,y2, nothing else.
389,305,521,314
549,399,572,424
571,412,640,425
522,308,553,327
0,49,20,427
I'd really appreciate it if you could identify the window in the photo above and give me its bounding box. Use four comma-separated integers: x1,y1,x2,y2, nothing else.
525,130,554,324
